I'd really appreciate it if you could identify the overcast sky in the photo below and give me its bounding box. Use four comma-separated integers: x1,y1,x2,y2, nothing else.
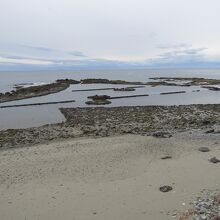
1,0,220,69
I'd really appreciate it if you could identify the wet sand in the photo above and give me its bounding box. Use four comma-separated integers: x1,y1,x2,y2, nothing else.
0,133,219,220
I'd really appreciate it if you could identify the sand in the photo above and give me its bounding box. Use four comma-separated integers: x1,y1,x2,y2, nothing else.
0,132,219,220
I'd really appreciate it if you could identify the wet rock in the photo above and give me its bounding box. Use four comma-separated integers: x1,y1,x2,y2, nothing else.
209,157,220,163
198,147,210,152
159,185,173,192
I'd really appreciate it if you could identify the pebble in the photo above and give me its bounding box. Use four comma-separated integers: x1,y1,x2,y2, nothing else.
159,185,173,192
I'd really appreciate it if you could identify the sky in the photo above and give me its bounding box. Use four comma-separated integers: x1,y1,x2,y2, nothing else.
1,0,220,70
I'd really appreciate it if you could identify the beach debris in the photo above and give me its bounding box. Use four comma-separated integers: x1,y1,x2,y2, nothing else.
151,131,172,138
198,147,210,152
209,157,220,163
159,185,173,192
161,156,172,160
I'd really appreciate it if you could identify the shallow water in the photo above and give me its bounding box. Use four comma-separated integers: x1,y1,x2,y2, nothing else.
0,68,220,130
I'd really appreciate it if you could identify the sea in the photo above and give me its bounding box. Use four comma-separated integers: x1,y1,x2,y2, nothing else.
0,68,220,130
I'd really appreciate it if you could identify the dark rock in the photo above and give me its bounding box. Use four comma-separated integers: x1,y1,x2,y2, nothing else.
152,131,172,138
209,157,220,163
161,156,172,160
198,147,210,152
205,129,215,134
87,95,111,100
113,87,136,91
85,100,111,105
159,185,173,192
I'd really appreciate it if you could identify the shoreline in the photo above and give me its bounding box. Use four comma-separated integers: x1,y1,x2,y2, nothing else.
0,103,220,149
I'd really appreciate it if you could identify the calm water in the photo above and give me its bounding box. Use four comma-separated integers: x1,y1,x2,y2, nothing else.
0,68,220,130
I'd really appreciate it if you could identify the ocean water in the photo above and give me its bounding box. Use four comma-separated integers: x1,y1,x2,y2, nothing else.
0,68,220,130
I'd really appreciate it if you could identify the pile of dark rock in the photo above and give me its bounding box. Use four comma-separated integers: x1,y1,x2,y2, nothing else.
86,95,112,105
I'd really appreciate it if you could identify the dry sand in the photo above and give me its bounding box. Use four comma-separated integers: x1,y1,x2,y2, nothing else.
0,133,219,220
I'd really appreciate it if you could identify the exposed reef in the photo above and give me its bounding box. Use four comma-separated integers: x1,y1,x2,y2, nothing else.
1,104,220,149
0,79,79,104
148,77,220,86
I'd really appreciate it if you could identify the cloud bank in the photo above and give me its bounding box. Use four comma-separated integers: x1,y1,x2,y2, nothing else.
0,43,220,70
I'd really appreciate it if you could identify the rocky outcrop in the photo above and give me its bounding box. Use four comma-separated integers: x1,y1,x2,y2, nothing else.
0,79,78,104
80,78,144,85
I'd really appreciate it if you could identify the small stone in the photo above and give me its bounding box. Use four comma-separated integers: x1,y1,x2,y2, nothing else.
198,147,210,152
209,157,220,163
159,185,173,192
